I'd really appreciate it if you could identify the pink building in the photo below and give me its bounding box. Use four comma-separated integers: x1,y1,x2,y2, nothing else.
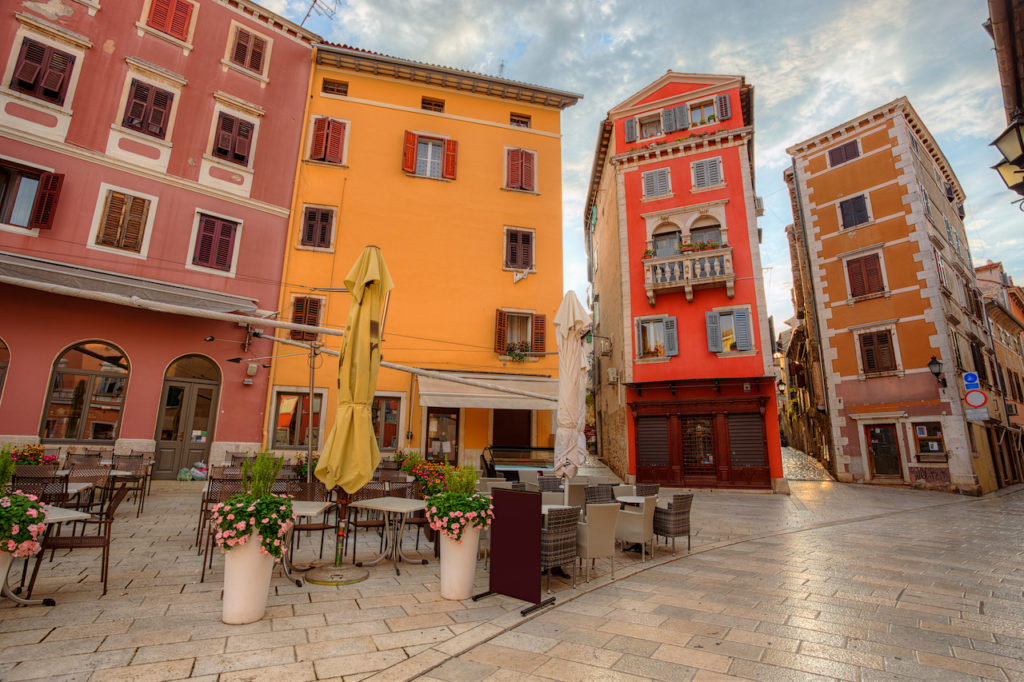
0,0,317,477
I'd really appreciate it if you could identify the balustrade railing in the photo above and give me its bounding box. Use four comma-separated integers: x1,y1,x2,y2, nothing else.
642,245,735,304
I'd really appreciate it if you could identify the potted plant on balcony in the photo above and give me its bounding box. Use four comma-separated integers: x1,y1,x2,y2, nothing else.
0,447,47,585
210,452,294,624
641,248,656,260
425,466,494,600
505,340,531,362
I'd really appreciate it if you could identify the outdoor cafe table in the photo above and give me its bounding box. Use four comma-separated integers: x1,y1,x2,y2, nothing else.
1,505,91,607
282,499,333,586
348,496,427,575
615,495,646,507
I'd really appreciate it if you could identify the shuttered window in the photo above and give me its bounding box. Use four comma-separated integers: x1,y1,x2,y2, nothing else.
96,190,149,253
641,168,671,198
715,93,731,121
146,0,193,41
828,140,859,167
291,297,322,341
969,344,989,384
310,117,346,163
505,229,533,270
494,310,545,355
211,113,254,166
839,195,870,228
402,131,457,179
300,207,333,248
623,118,638,143
11,38,75,106
192,214,237,271
637,416,670,467
692,157,722,189
706,310,753,353
321,79,348,95
859,330,896,373
230,28,267,74
636,317,678,359
0,162,64,230
661,104,688,134
122,80,174,139
846,253,884,298
727,414,766,468
505,149,536,191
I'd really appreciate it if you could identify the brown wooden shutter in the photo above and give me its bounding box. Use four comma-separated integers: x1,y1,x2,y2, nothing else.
316,209,332,247
40,51,72,101
860,332,878,372
847,258,867,297
402,131,417,173
124,80,149,129
121,196,148,252
531,313,546,354
28,172,63,230
248,35,266,73
213,219,235,270
521,151,535,191
311,117,328,160
507,148,521,188
520,231,532,269
291,298,309,340
863,254,883,294
494,309,507,353
292,298,321,341
232,29,251,67
193,215,218,266
302,207,318,245
233,120,252,163
325,120,345,163
167,0,192,40
148,89,172,137
97,191,127,246
215,114,235,156
442,139,458,179
13,40,46,88
875,331,895,371
505,230,517,267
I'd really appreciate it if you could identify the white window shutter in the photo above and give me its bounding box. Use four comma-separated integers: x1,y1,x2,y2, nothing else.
708,158,722,186
642,171,655,197
656,168,670,196
715,93,731,121
634,318,643,358
693,160,707,188
664,317,679,356
734,309,753,351
705,312,723,353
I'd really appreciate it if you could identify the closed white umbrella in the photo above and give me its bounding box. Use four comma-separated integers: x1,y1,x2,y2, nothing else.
553,290,592,496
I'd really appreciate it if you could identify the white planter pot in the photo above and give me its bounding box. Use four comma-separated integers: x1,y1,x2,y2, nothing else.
439,525,480,600
0,552,11,590
222,532,274,624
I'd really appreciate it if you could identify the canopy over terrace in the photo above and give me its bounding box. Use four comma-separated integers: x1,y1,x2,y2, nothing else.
416,373,559,411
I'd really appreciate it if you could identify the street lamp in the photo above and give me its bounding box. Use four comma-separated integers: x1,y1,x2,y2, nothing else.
991,114,1024,196
927,356,946,387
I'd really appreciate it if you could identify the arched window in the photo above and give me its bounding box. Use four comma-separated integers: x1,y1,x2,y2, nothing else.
41,341,129,442
688,217,722,246
165,354,220,380
651,222,680,257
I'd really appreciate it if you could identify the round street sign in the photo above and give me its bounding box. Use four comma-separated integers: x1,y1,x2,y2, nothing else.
964,390,988,408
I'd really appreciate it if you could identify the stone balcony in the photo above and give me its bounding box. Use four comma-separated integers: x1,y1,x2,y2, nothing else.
642,245,735,304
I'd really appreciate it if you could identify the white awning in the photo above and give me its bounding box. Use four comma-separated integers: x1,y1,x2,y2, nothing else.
418,374,558,410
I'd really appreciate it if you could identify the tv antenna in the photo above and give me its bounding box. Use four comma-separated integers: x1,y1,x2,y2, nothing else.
301,0,336,27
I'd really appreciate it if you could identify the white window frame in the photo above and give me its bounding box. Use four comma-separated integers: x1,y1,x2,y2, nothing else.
502,225,536,273
269,386,327,451
506,311,533,348
691,156,723,191
184,208,243,278
221,20,273,86
297,203,336,252
638,113,662,139
371,392,406,453
835,192,874,230
86,183,159,261
0,154,54,236
307,114,351,166
136,0,199,54
689,101,716,127
840,246,890,302
851,320,903,379
502,146,538,192
641,167,671,199
416,137,444,178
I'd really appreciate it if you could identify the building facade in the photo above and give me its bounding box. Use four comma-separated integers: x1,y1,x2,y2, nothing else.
786,97,1009,494
0,0,316,477
267,44,580,466
585,72,784,490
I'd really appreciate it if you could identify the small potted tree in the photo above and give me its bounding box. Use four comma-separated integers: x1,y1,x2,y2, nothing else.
210,452,294,624
426,466,494,600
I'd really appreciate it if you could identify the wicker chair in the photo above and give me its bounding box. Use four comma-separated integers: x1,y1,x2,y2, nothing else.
538,476,563,492
540,506,580,592
585,485,614,505
635,483,660,497
344,481,386,563
287,479,335,559
27,483,131,597
576,502,618,582
654,493,693,555
66,454,101,468
614,495,657,561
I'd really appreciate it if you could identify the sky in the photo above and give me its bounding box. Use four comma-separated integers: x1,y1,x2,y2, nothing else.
264,0,1017,334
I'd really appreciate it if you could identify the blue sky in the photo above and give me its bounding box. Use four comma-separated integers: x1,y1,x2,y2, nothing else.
267,0,1017,333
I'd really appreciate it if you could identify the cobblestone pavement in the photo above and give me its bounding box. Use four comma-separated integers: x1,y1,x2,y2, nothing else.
782,446,835,482
0,480,1021,680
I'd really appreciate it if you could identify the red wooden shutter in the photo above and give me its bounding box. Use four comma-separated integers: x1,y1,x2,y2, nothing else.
847,258,866,297
291,298,309,340
213,219,236,270
325,120,345,163
13,40,46,88
521,231,532,268
531,313,546,354
147,89,172,137
494,309,507,353
302,207,317,245
860,332,877,372
28,172,63,230
215,114,235,156
97,191,126,246
863,254,883,294
521,151,535,191
167,0,192,40
40,51,72,100
232,29,251,67
193,215,218,266
148,0,171,31
311,117,328,161
876,331,895,371
402,131,417,173
248,35,266,73
442,139,458,179
507,148,521,188
233,120,253,163
124,80,149,129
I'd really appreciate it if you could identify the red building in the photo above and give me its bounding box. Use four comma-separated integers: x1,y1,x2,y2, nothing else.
0,1,318,476
585,72,784,490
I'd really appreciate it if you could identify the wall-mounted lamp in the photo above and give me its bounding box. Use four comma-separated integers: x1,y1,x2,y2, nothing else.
927,356,947,387
992,113,1024,198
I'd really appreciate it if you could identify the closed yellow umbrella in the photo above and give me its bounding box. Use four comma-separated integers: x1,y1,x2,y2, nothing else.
315,246,394,494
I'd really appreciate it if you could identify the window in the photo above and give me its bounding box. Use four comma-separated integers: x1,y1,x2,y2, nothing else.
271,392,321,448
230,28,266,74
122,80,173,139
661,105,688,134
642,168,671,198
970,344,989,384
310,117,346,164
846,253,884,298
636,316,678,359
505,148,535,191
211,113,254,166
322,79,348,95
146,0,193,41
706,310,753,353
859,330,896,374
692,157,722,189
689,225,721,245
290,297,321,341
909,134,919,154
914,423,945,456
41,341,128,442
494,310,546,356
510,113,531,128
839,195,870,228
402,131,457,179
639,114,661,139
951,332,963,370
300,207,333,249
0,161,63,229
505,229,533,270
828,140,859,167
651,227,680,257
10,38,75,106
690,101,716,126
96,190,149,253
372,396,401,451
192,213,237,271
920,185,933,219
421,97,444,112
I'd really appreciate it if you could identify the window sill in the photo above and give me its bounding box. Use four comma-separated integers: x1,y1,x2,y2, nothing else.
405,172,451,182
915,453,949,464
87,241,147,261
110,123,172,148
0,221,37,236
0,86,72,117
501,265,536,274
859,369,905,380
840,219,875,232
134,22,194,55
641,192,674,202
635,356,670,363
203,153,253,174
304,159,349,169
691,182,726,194
295,243,334,253
715,350,757,358
848,290,889,304
498,355,540,363
501,187,540,195
220,59,269,87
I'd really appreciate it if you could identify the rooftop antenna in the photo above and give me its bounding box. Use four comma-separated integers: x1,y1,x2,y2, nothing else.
301,0,336,27
498,59,505,78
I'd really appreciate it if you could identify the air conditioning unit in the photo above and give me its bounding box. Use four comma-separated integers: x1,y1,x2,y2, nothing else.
753,195,765,217
1008,403,1018,416
606,367,619,384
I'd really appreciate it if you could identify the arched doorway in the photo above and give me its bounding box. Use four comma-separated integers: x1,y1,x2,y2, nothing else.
154,355,220,480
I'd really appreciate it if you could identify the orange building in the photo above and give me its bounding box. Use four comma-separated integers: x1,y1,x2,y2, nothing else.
786,97,1016,494
265,44,580,466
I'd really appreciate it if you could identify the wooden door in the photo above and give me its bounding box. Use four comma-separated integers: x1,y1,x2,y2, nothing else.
154,380,218,479
865,424,901,478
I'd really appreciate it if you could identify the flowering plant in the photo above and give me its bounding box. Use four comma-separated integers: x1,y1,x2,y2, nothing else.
9,445,58,466
424,466,494,542
210,494,294,558
410,460,453,496
505,340,531,362
295,452,318,480
0,450,47,557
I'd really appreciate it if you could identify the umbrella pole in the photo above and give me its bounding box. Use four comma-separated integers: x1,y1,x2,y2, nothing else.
307,341,320,484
